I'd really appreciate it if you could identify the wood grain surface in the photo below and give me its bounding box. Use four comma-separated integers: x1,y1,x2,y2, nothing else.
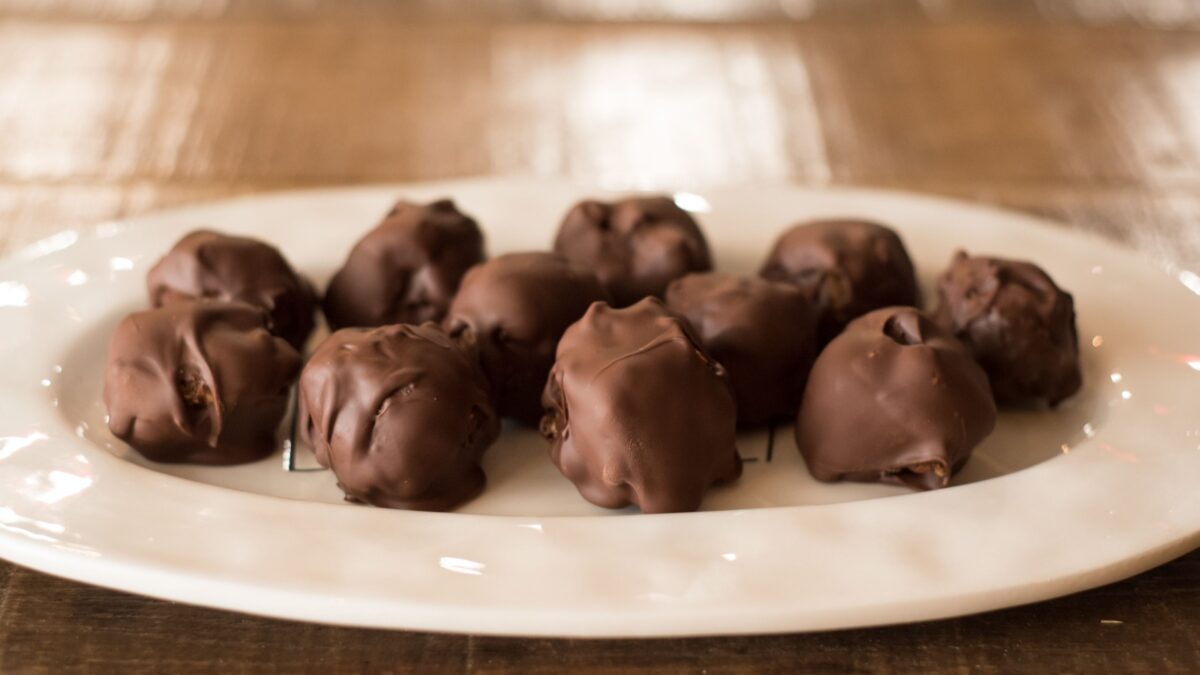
0,1,1197,672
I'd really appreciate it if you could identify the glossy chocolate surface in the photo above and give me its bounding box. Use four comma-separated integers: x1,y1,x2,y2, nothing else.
540,298,741,513
444,252,608,425
147,230,317,349
323,199,485,329
795,306,996,490
759,219,919,343
104,300,302,465
299,323,500,511
553,196,712,307
665,272,817,428
935,251,1082,407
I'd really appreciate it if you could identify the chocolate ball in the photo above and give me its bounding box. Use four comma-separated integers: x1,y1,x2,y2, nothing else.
759,219,919,344
934,251,1082,407
147,230,318,349
443,252,609,426
795,306,996,490
299,323,500,511
665,272,818,428
103,300,302,465
323,199,485,329
540,298,741,513
553,196,712,307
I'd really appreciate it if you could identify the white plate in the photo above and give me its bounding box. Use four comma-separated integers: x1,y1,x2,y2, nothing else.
0,178,1197,637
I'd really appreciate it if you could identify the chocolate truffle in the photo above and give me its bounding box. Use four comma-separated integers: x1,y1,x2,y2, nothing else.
443,252,609,426
553,196,712,307
934,251,1082,407
323,199,485,329
759,219,919,344
795,306,996,490
147,230,318,349
299,323,500,511
103,300,302,465
540,298,741,513
665,272,818,428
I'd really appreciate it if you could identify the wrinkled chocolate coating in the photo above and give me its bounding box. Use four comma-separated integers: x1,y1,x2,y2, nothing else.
665,272,818,428
444,252,609,426
760,219,919,344
934,251,1082,407
299,323,500,511
323,199,485,329
147,230,318,349
795,306,996,490
553,196,712,307
103,301,302,465
540,298,741,513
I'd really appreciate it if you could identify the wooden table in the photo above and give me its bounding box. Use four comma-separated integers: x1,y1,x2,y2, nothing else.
0,1,1197,671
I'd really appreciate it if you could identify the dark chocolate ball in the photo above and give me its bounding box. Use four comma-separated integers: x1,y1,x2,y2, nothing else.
934,251,1082,407
299,323,500,511
443,252,609,426
323,199,485,329
665,272,818,428
146,230,318,349
795,306,996,490
553,196,712,307
759,219,919,344
103,300,302,465
540,298,741,513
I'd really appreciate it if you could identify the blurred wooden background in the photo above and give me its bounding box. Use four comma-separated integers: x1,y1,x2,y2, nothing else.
0,0,1197,672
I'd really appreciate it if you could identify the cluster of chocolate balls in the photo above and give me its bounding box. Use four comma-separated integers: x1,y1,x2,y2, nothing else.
104,195,1082,513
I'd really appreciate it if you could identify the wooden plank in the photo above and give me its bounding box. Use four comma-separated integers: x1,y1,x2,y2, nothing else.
0,21,1197,191
1,0,1199,26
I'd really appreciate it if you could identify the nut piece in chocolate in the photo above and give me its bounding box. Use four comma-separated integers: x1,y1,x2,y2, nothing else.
795,306,997,490
147,230,318,349
760,219,919,344
323,199,485,329
444,252,609,426
934,251,1082,407
665,272,818,428
299,323,500,511
553,196,712,307
540,298,742,513
103,300,302,465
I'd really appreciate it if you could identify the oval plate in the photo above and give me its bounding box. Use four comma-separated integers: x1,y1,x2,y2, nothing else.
0,178,1197,637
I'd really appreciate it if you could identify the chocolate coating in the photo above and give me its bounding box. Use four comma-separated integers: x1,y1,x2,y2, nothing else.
323,199,485,329
553,196,712,307
147,230,318,349
759,219,919,344
795,306,996,490
444,252,609,426
665,272,818,428
934,251,1082,407
540,298,741,513
299,323,500,511
103,301,302,465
